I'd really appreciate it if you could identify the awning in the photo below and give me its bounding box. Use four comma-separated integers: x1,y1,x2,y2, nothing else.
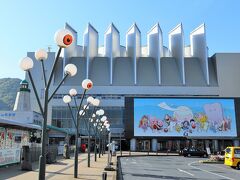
46,125,69,134
0,118,42,130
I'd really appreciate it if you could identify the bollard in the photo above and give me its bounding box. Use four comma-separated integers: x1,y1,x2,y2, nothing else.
102,172,107,180
63,144,70,159
21,146,32,170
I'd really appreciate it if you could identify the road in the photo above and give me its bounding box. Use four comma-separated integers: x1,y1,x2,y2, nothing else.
120,156,240,180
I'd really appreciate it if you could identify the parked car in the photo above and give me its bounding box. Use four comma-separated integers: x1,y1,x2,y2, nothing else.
182,147,208,157
224,146,240,169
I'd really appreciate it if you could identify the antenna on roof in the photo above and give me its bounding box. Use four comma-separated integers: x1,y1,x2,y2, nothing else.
47,45,52,52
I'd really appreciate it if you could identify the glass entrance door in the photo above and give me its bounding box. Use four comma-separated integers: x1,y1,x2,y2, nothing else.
143,140,150,151
138,140,151,151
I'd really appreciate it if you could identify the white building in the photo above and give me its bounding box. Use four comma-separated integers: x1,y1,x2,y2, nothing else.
25,22,240,152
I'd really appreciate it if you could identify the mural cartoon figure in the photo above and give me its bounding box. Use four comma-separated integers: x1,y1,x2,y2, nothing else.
164,114,171,126
158,102,193,122
190,119,196,129
219,117,231,131
149,117,161,132
204,103,224,130
138,115,149,132
181,120,191,136
164,114,176,132
157,120,164,131
195,113,208,131
175,123,181,133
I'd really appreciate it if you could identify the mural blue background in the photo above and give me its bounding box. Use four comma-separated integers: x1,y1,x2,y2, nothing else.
134,98,237,137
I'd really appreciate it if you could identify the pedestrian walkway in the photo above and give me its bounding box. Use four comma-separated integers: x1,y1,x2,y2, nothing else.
0,152,116,180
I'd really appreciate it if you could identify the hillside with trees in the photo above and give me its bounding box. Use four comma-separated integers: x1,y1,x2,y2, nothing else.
0,78,21,110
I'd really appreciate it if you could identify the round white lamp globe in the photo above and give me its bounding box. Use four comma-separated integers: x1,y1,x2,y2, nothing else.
79,110,85,116
35,49,48,61
54,29,74,48
101,116,107,122
69,88,77,96
83,105,89,110
63,95,71,104
19,57,34,71
64,64,77,77
92,98,100,106
82,79,93,90
99,109,104,116
87,96,94,104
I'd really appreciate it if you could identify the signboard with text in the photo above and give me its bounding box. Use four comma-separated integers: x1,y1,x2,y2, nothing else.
0,148,21,166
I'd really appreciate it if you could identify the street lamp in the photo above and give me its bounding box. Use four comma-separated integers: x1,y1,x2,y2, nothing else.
63,81,93,178
104,122,114,171
86,98,100,167
93,110,105,161
19,28,76,180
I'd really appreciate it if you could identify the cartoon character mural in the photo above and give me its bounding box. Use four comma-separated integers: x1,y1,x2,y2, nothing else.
149,116,163,132
158,102,193,122
195,113,208,131
136,100,234,136
203,103,231,132
138,115,149,132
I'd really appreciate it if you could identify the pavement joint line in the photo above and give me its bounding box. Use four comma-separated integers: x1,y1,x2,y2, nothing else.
204,163,240,174
188,161,235,180
45,154,94,179
177,168,194,176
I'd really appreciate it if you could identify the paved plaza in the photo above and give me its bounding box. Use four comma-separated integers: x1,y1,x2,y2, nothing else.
0,152,116,180
1,151,240,180
120,156,240,180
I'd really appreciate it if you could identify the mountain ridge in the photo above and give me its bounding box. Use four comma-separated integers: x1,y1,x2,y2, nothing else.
0,78,21,110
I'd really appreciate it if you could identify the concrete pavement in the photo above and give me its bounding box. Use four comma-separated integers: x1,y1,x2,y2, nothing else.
0,152,116,180
120,156,240,180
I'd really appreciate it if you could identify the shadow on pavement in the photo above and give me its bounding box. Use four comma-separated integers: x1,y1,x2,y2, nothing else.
0,165,29,179
53,161,68,166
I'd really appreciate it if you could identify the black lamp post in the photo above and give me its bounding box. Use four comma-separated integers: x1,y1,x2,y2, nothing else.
92,110,105,162
63,81,93,178
86,98,100,167
19,29,77,180
104,121,115,171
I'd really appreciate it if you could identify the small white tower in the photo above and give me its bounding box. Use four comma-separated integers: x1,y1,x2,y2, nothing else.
13,80,32,111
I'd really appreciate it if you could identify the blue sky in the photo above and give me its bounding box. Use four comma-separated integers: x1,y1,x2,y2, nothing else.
0,0,239,79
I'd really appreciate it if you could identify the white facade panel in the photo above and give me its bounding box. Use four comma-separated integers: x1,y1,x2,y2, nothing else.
120,46,126,57
104,23,120,84
83,23,98,78
126,23,141,84
147,23,163,84
141,46,148,57
190,24,209,85
169,23,185,84
184,46,191,57
98,46,105,56
163,46,171,57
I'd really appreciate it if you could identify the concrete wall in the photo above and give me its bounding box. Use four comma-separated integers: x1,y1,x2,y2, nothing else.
214,53,240,97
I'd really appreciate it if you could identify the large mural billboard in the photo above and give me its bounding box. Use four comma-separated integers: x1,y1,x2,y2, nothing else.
134,98,237,137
